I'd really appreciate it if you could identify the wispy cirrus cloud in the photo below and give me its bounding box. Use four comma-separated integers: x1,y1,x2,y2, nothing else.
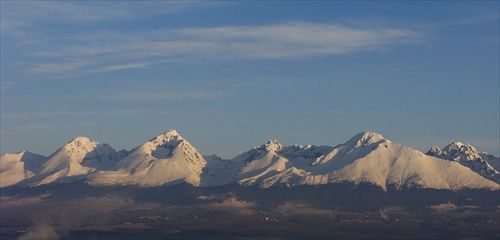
18,22,424,80
89,63,149,74
170,22,423,59
2,1,426,82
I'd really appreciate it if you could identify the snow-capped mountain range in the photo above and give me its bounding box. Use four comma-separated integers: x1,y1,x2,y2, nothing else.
1,130,499,190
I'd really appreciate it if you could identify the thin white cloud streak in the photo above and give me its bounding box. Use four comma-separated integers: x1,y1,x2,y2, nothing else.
20,22,424,79
28,60,93,75
90,63,149,73
171,23,422,59
109,22,423,60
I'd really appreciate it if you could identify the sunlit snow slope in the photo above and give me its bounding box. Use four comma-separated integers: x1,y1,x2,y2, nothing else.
0,151,46,187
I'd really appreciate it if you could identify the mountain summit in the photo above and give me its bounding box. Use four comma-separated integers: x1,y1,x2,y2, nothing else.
344,132,387,147
88,130,206,187
260,140,283,152
7,136,123,187
427,142,500,183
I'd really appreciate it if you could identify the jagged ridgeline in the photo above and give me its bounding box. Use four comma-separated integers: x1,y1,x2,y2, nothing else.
1,130,499,190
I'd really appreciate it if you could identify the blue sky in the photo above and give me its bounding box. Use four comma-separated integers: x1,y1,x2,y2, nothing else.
1,1,499,158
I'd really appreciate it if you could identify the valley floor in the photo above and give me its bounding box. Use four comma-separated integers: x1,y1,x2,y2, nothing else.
1,184,499,239
2,210,499,239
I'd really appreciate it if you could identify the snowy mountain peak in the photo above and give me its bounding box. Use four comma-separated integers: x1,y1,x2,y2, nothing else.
263,139,283,152
67,136,97,148
234,140,284,165
428,146,441,154
62,136,99,160
165,129,179,136
346,132,387,147
426,142,499,183
32,136,122,183
89,130,206,187
428,142,481,161
149,130,184,147
442,142,476,155
249,139,283,153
